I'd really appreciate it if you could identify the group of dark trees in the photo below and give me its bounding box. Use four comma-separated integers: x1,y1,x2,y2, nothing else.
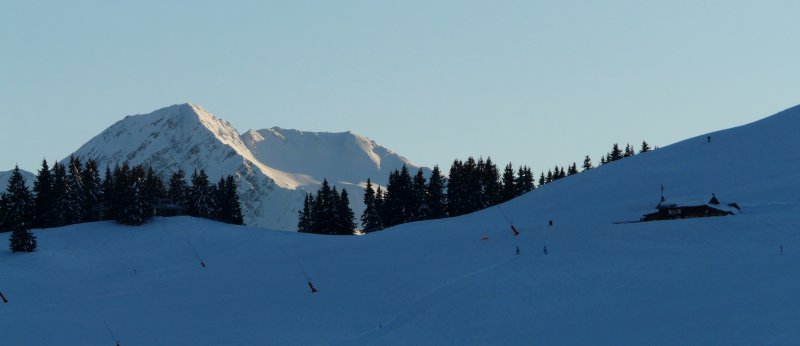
538,141,652,186
297,179,355,235
0,157,244,252
355,159,535,234
298,140,653,235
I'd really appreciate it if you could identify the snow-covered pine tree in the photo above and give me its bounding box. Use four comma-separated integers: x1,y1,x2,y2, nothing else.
4,166,37,252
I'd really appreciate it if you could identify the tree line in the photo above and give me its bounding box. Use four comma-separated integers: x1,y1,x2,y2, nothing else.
0,157,245,252
299,140,652,235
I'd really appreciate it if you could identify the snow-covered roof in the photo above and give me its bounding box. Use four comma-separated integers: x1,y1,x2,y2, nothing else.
657,195,739,214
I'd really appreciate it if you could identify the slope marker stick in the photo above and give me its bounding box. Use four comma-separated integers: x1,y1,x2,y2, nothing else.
298,262,318,293
496,206,519,236
0,291,8,303
187,241,206,268
104,322,120,346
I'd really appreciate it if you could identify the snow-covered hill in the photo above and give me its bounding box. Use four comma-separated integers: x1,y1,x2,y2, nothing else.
3,104,799,345
68,103,426,230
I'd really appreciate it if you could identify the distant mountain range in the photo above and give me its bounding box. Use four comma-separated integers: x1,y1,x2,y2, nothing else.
57,103,427,230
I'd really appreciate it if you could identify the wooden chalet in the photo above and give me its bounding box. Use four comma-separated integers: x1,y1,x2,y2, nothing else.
642,194,739,222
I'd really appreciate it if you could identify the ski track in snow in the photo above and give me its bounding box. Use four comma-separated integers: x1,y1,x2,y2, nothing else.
340,254,518,345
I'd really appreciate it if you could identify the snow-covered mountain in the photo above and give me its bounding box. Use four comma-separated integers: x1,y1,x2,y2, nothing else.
3,104,800,345
0,168,35,190
69,103,427,230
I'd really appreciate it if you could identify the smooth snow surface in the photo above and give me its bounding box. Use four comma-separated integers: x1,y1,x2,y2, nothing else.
3,105,800,345
68,103,426,230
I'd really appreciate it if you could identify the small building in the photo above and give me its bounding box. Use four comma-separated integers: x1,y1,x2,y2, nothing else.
152,198,184,217
642,194,739,222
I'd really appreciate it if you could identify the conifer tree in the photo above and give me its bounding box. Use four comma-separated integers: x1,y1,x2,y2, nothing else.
168,169,189,211
101,166,115,220
142,166,165,217
500,163,517,203
4,166,37,252
641,140,651,153
360,179,382,233
539,172,546,186
222,175,243,225
411,168,427,221
188,169,215,219
375,186,387,227
582,155,593,171
624,143,635,157
568,162,578,176
383,166,413,226
461,157,482,213
335,188,355,235
609,143,623,162
213,175,243,225
515,165,534,194
447,159,466,217
114,164,147,225
81,159,103,222
64,156,85,224
298,193,313,232
311,179,335,234
480,157,501,208
32,159,54,228
426,165,447,219
51,162,69,226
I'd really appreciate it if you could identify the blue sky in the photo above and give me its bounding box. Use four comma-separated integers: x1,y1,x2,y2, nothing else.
2,1,799,173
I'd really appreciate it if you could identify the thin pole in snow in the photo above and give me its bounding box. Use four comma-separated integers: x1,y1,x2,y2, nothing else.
187,241,206,268
496,205,519,236
298,262,318,293
0,291,8,303
104,322,120,346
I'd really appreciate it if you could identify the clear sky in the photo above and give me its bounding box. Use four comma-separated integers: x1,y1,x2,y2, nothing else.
2,1,799,174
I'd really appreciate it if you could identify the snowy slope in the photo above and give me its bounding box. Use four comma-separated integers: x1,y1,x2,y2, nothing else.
68,103,426,230
3,104,800,345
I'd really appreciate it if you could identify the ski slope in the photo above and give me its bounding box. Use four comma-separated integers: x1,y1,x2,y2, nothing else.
2,104,800,345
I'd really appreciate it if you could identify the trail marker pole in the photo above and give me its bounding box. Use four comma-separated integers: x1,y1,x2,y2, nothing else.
0,291,8,303
187,241,206,268
104,322,120,346
298,262,318,293
496,206,519,236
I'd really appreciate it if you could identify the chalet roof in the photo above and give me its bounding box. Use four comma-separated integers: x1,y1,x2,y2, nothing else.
656,194,739,214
